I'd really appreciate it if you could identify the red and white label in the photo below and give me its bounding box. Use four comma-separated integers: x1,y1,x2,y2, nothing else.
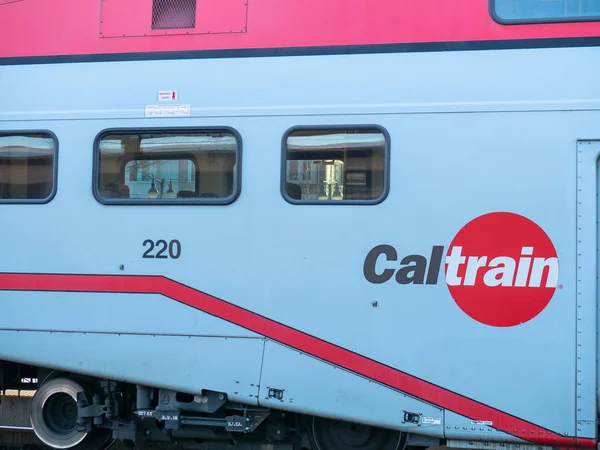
445,212,558,327
158,90,179,102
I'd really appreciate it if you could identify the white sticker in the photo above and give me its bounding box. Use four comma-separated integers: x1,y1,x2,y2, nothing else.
158,90,178,102
145,104,191,117
471,420,493,426
421,417,441,425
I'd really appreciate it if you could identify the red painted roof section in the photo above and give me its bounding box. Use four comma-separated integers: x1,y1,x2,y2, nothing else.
0,0,599,59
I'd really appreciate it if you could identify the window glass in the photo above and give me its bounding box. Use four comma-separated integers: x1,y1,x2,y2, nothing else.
284,128,387,203
493,0,600,22
0,132,56,202
96,130,239,203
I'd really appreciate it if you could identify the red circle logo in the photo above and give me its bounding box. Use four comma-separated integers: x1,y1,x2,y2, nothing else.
445,212,558,327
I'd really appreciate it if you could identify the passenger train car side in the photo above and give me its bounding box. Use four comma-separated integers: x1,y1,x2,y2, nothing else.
0,1,600,449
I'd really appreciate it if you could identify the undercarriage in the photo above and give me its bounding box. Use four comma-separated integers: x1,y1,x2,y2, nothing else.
0,364,420,450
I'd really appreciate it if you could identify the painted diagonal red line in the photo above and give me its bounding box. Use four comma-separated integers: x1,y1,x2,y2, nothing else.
0,273,592,448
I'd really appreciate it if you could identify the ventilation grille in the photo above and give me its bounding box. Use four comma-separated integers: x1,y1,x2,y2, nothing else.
152,0,196,30
100,0,247,38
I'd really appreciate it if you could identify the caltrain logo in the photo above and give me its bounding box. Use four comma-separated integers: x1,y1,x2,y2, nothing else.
363,212,558,327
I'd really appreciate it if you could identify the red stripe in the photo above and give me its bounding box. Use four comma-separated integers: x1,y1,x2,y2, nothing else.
0,273,593,448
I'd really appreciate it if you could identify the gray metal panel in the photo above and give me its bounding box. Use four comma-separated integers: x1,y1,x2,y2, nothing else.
0,44,598,444
0,108,593,437
0,291,258,337
259,340,445,436
0,395,32,428
444,411,527,444
577,140,600,440
0,109,592,439
0,331,264,404
446,440,552,450
1,47,599,122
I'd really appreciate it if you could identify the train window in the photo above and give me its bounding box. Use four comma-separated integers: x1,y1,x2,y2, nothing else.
94,129,240,204
492,0,600,23
282,127,389,204
0,132,57,203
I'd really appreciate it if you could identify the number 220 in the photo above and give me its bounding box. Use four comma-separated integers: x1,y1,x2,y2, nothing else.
142,239,181,259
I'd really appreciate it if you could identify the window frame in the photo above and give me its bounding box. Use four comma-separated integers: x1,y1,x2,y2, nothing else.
280,124,390,206
0,130,58,205
93,127,242,206
489,0,600,24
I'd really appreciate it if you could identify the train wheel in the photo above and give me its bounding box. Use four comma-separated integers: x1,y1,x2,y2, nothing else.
309,417,407,450
30,377,113,450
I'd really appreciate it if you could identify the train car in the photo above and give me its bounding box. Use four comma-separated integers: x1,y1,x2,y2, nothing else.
1,0,600,449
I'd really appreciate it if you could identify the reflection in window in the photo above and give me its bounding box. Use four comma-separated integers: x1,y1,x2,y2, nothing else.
96,131,239,203
494,0,600,21
123,159,196,199
284,129,386,203
0,133,56,202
